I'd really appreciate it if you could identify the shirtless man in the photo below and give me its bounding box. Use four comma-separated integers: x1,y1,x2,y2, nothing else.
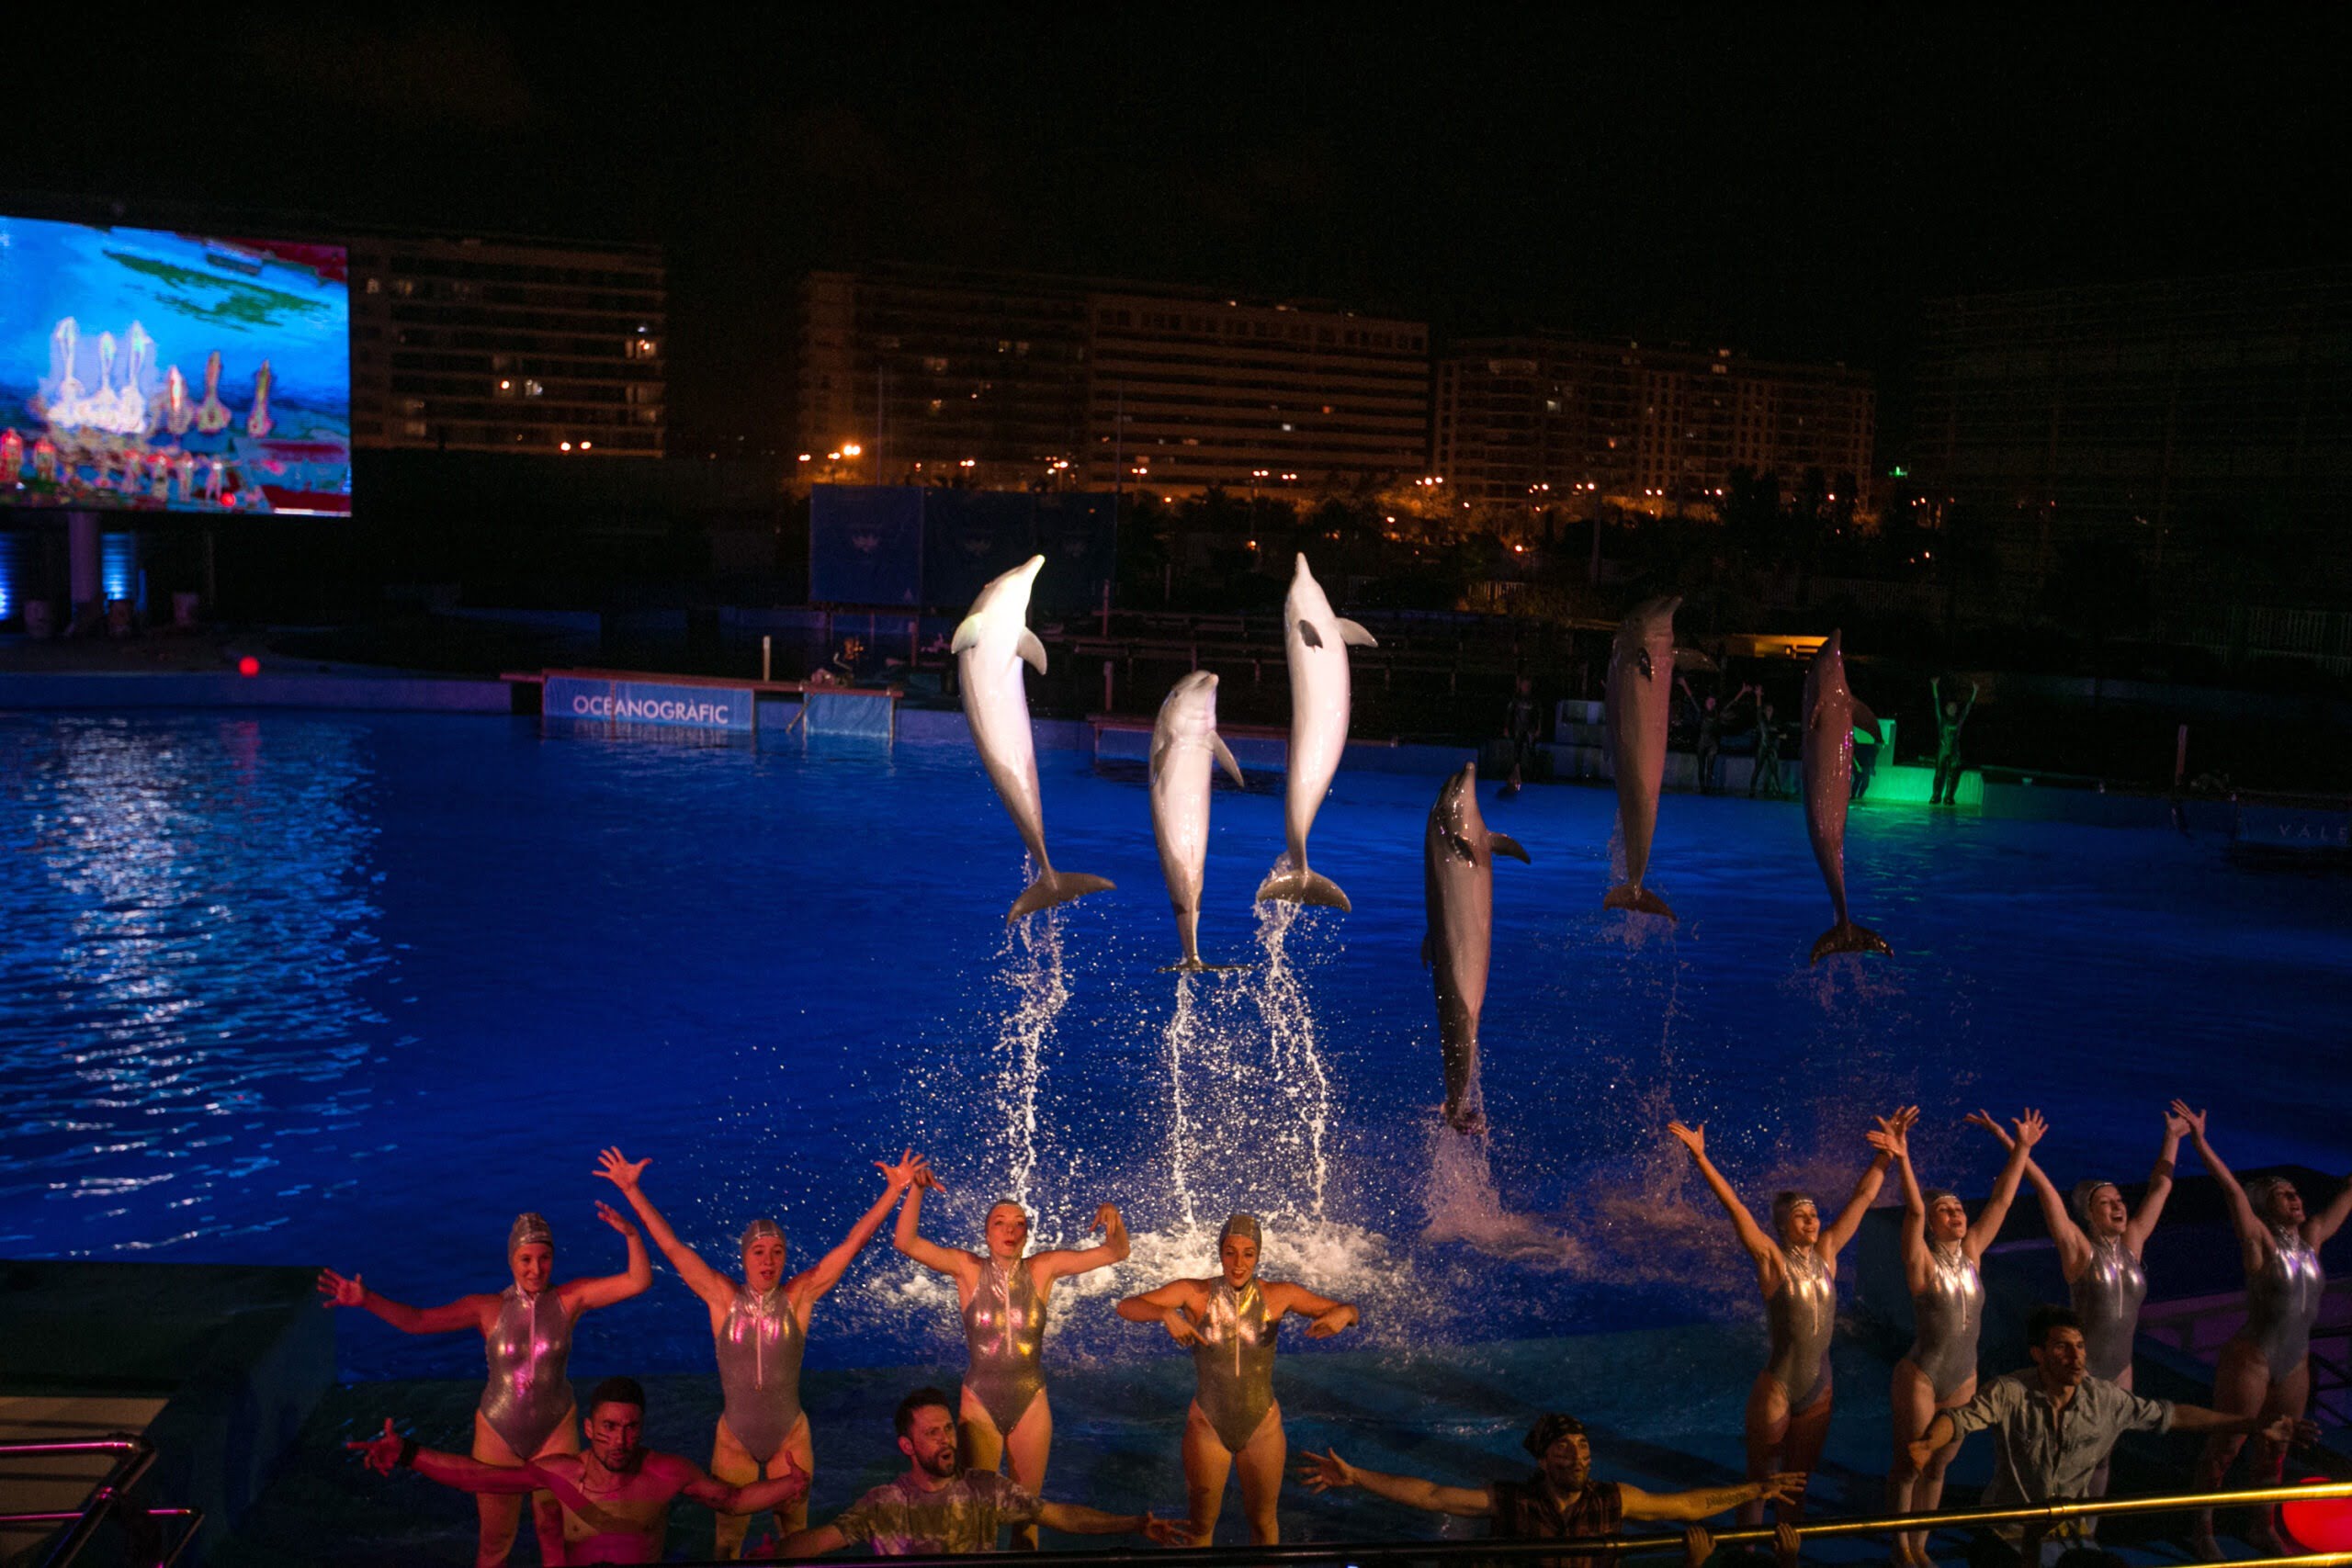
349,1378,806,1564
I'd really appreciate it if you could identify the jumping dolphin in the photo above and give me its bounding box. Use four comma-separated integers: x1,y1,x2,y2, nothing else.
953,556,1114,921
1802,629,1891,964
1423,762,1529,1134
1602,594,1681,919
1256,554,1376,910
1150,670,1247,972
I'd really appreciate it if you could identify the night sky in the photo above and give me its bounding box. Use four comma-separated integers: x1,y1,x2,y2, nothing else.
15,15,2346,454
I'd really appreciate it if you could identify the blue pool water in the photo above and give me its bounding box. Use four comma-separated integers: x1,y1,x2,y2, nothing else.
3,711,2347,1387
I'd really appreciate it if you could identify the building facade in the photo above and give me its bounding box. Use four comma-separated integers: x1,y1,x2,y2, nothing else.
1911,266,2352,610
794,265,1430,496
345,231,666,457
1433,337,1873,511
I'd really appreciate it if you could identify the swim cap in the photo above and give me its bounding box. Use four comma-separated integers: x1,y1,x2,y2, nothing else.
1218,1213,1262,1251
1523,1413,1587,1457
2070,1180,2121,1229
508,1213,553,1255
740,1217,785,1250
1771,1191,1818,1231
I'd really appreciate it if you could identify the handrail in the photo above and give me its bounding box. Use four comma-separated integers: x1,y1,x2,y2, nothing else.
0,1433,176,1568
666,1479,2352,1568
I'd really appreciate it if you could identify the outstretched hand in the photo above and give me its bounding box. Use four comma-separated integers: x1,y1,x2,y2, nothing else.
316,1268,365,1308
875,1148,925,1192
1756,1472,1806,1506
1140,1514,1188,1545
345,1417,405,1474
1306,1303,1359,1339
2012,1108,2047,1148
2261,1416,2321,1448
1667,1121,1706,1159
594,1199,639,1238
1964,1109,2015,1150
1869,1107,1917,1157
1297,1449,1357,1492
594,1146,649,1192
1091,1201,1122,1236
2170,1100,2208,1139
769,1450,811,1502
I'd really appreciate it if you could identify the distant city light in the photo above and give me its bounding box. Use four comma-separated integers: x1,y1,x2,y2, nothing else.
798,453,812,462
842,443,864,457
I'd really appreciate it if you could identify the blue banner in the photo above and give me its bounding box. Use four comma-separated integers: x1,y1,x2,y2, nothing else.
544,675,754,733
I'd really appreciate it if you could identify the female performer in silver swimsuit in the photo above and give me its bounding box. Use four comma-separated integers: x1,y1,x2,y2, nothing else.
2179,1104,2352,1559
1883,1108,2038,1568
317,1200,650,1566
1668,1106,1914,1524
594,1145,922,1559
891,1167,1131,1550
1116,1213,1359,1546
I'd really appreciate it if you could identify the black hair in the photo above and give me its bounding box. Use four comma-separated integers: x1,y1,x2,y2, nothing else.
586,1376,646,1414
896,1385,956,1438
2027,1304,2083,1349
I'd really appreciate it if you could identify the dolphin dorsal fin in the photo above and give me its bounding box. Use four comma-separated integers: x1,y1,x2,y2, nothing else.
1018,629,1048,675
1211,733,1246,789
951,614,985,654
1851,699,1883,745
1488,831,1530,863
1335,618,1378,648
1296,619,1324,649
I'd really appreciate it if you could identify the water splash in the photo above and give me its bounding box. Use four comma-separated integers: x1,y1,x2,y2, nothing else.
1253,896,1334,1216
1422,1122,1577,1267
1163,974,1201,1233
992,879,1071,1213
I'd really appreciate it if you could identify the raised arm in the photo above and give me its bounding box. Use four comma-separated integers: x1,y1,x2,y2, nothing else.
2306,1173,2352,1249
1268,1280,1360,1338
1115,1278,1207,1346
1297,1449,1492,1517
561,1200,653,1313
789,1151,920,1308
1966,1111,2087,1275
1623,1475,1804,1523
1823,1106,1913,1256
1034,1201,1132,1285
2177,1102,2265,1247
890,1166,978,1282
315,1271,491,1337
594,1147,734,1309
1035,1499,1182,1540
671,1450,808,1517
1667,1122,1781,1279
2122,1108,2188,1255
1887,1122,1929,1285
1962,1108,2041,1261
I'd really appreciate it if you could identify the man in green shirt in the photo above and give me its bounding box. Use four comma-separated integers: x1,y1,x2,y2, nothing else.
775,1387,1183,1556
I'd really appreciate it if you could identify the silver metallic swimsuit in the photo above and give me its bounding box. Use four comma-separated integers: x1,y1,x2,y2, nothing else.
2239,1225,2324,1378
480,1284,575,1457
716,1284,805,1461
2070,1236,2148,1382
1193,1278,1278,1452
963,1258,1048,1436
1905,1242,1984,1403
1765,1246,1836,1412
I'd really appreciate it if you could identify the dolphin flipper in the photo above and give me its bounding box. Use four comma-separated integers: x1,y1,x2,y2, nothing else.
1008,870,1115,922
1810,920,1892,964
1255,864,1352,911
1603,883,1678,919
1210,734,1246,788
1335,618,1378,648
1488,832,1530,863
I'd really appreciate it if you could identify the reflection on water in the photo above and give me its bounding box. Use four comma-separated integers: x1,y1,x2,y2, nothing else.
4,713,2348,1383
0,716,384,1251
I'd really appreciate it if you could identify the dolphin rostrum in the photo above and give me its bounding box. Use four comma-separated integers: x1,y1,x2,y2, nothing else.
952,555,1114,922
1423,761,1529,1134
1150,670,1247,972
1802,629,1891,964
1256,554,1376,910
1602,594,1681,919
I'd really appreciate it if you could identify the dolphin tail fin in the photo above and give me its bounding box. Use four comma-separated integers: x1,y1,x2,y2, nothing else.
1810,920,1892,964
1602,883,1678,920
1158,958,1249,975
1254,865,1352,912
1007,870,1115,922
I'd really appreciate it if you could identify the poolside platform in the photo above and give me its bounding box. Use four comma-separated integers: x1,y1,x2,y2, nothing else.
0,1259,334,1565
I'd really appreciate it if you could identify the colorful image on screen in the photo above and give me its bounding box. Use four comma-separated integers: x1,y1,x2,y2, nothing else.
0,214,350,517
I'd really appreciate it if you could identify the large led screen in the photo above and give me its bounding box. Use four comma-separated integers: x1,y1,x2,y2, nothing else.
0,214,350,516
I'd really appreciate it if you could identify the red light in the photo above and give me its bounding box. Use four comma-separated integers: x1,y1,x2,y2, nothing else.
2279,1481,2352,1551
237,656,260,677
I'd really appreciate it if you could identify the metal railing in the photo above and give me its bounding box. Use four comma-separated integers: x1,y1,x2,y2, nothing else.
0,1434,204,1568
655,1479,2352,1568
